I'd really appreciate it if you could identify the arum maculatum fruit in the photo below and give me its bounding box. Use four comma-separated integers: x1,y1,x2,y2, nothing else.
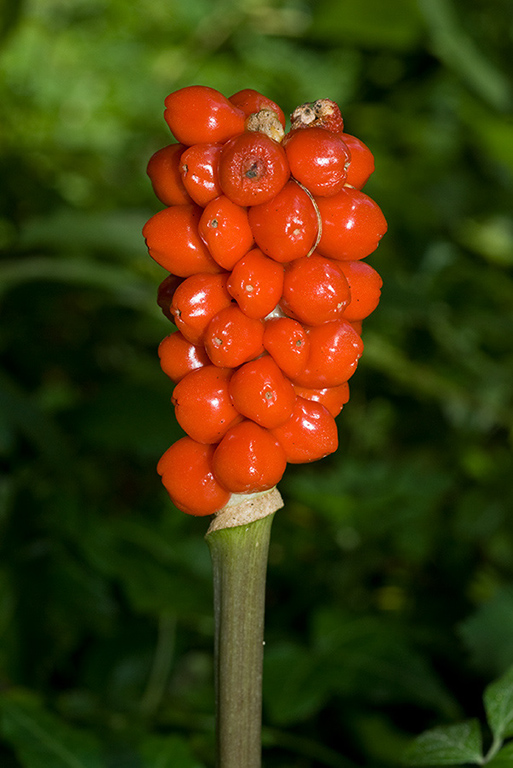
143,86,387,516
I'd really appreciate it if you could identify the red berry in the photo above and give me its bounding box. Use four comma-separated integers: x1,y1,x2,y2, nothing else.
204,305,264,367
283,127,350,196
157,437,231,516
164,85,245,146
271,397,338,463
280,253,351,326
146,144,192,206
293,382,350,417
263,317,310,379
291,320,364,388
340,132,375,189
227,248,284,319
247,180,318,263
349,319,363,336
199,195,254,270
219,132,290,207
212,421,286,493
316,188,387,261
229,89,286,129
170,272,232,344
143,205,222,276
337,260,383,321
229,356,296,429
172,366,241,444
158,331,210,383
179,143,223,207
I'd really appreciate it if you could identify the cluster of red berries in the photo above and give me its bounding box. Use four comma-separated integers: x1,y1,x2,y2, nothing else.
143,85,387,516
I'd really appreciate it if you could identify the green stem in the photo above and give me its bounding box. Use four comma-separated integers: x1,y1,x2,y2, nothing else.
206,490,282,768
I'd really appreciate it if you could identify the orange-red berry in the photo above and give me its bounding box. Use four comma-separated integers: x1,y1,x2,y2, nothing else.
164,85,245,146
143,205,222,276
284,127,350,196
229,88,286,129
172,366,241,444
316,188,388,261
280,253,351,326
199,196,254,270
179,143,223,207
158,331,210,383
146,144,192,206
229,356,296,429
227,248,284,319
247,181,318,263
340,132,375,189
212,420,287,493
219,132,290,207
263,317,310,379
204,305,264,367
157,438,231,516
271,397,338,463
170,273,232,345
293,382,350,417
291,320,364,389
336,260,383,321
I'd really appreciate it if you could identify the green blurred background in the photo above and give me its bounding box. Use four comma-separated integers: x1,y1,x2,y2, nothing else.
1,0,512,765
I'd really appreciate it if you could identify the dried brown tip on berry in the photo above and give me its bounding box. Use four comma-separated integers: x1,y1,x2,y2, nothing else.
245,109,285,143
290,102,317,128
312,98,343,124
290,98,344,133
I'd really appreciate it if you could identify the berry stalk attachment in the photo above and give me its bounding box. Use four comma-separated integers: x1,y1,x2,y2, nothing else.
144,86,387,765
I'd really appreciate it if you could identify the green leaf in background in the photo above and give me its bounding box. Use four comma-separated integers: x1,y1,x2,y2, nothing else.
0,370,71,470
139,734,206,768
309,0,423,50
484,665,513,742
0,256,154,310
17,209,149,258
404,720,483,766
263,643,328,726
84,515,213,619
0,0,23,43
75,380,181,460
0,690,106,768
417,0,512,111
313,610,457,717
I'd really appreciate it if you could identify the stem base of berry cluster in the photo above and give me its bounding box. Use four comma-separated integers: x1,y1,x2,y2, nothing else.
206,488,283,768
207,486,283,532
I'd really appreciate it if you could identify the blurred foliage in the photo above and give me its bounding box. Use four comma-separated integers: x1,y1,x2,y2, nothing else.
0,0,512,765
405,663,513,766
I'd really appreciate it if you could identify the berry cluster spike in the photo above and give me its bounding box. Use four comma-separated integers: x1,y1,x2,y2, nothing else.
143,86,387,516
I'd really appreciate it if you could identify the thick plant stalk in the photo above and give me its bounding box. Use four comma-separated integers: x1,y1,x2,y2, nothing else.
206,488,283,768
